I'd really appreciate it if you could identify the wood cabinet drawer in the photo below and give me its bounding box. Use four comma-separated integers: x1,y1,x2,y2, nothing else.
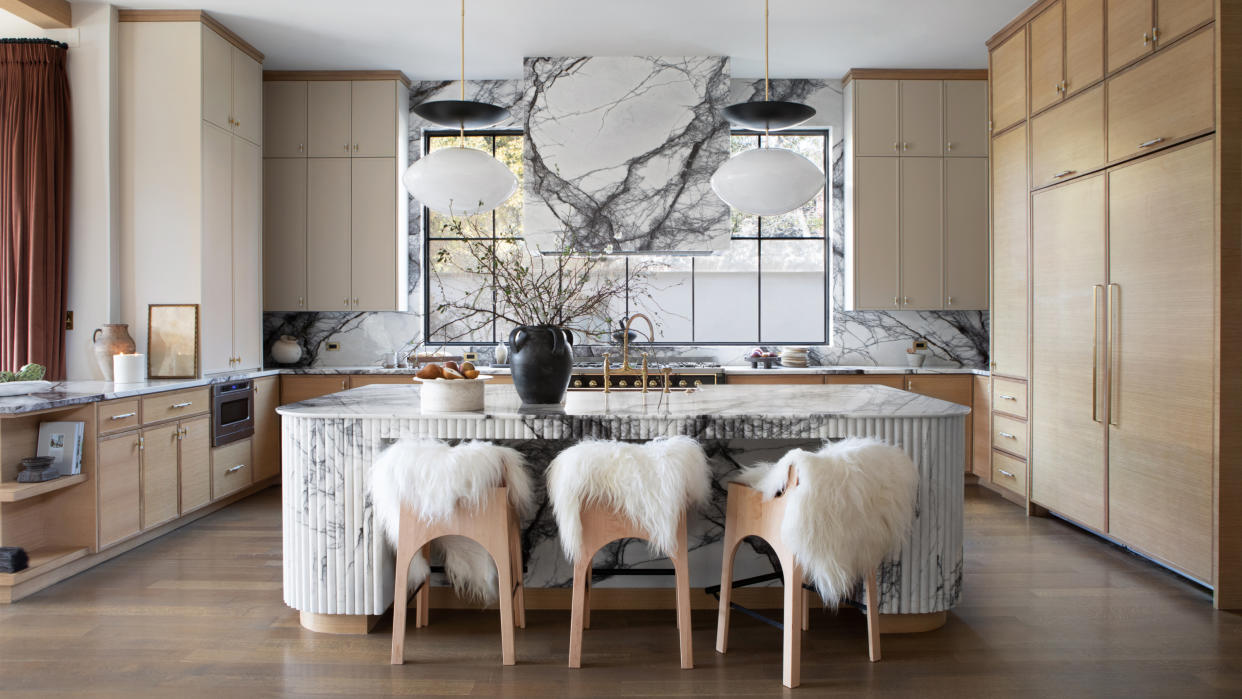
904,375,972,406
1030,83,1105,187
348,375,415,388
1106,27,1213,163
142,387,210,424
824,375,905,388
992,414,1029,458
991,378,1028,418
98,399,140,435
280,375,350,404
992,450,1028,496
728,374,822,385
211,438,253,501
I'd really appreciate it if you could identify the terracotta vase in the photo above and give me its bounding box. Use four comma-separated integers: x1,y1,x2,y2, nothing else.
92,324,137,381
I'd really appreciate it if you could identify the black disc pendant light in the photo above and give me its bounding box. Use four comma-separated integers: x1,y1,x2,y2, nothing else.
722,0,815,132
413,0,510,130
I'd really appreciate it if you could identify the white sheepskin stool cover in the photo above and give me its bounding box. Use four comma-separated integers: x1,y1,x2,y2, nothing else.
735,437,918,604
371,439,534,604
546,436,711,559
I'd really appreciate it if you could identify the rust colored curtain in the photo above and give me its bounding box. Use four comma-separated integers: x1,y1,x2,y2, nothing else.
0,39,70,380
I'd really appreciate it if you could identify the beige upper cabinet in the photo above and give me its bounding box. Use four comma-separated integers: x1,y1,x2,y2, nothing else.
991,124,1028,378
989,27,1027,133
351,81,398,157
898,80,943,156
898,158,943,308
350,158,402,310
944,158,989,309
231,51,262,145
306,158,353,311
264,81,307,157
263,158,307,311
1028,1,1065,114
201,26,232,132
1154,0,1213,47
850,157,900,309
853,80,900,156
308,81,352,157
1107,0,1154,72
944,81,988,157
231,137,263,371
1064,0,1104,95
200,122,234,375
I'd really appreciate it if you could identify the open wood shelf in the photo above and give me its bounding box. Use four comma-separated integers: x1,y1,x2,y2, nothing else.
0,474,87,503
0,546,89,585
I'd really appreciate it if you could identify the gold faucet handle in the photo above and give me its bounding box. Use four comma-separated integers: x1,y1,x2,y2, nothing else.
661,366,672,394
602,352,611,393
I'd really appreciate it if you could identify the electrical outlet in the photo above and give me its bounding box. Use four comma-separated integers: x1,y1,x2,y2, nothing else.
326,342,340,352
913,339,928,351
64,311,73,330
463,352,478,362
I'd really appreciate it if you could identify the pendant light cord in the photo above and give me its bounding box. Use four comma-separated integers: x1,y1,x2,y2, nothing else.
764,0,770,137
460,0,466,143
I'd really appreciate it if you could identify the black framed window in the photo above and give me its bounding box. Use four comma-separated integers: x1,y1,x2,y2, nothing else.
423,130,830,346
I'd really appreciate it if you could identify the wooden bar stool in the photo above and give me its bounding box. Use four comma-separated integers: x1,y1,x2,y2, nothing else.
714,438,918,688
370,439,533,667
546,436,711,670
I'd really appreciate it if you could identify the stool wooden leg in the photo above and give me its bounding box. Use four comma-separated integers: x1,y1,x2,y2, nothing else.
715,491,740,654
390,514,420,665
568,555,591,668
415,543,431,629
673,515,693,670
781,556,804,688
491,533,516,666
802,588,811,631
508,508,526,629
865,568,881,662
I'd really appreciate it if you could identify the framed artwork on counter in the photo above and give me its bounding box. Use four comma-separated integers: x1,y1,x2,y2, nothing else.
148,304,199,379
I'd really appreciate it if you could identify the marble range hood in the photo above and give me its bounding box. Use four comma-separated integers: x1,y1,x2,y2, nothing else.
521,56,732,254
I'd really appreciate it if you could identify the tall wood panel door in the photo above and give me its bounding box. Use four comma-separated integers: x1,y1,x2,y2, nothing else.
943,81,988,157
200,122,234,375
350,158,399,310
252,376,281,481
1155,0,1213,46
263,82,307,157
991,125,1029,378
852,157,900,309
944,157,989,309
306,158,353,311
231,49,262,146
231,136,263,370
98,433,141,549
141,423,180,530
351,81,396,157
898,80,942,156
898,158,943,308
1064,0,1105,96
1106,139,1214,580
853,80,900,156
1028,0,1065,114
179,415,212,514
989,27,1027,133
1106,0,1154,73
1030,174,1107,532
263,158,307,311
307,81,351,157
200,26,232,133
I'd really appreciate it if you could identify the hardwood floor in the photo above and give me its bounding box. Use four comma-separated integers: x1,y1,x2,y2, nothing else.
2,485,1240,696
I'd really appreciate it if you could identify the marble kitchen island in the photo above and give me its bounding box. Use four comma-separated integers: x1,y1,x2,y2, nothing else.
278,383,968,634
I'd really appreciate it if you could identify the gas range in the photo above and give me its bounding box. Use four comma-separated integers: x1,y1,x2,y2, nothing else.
568,367,722,391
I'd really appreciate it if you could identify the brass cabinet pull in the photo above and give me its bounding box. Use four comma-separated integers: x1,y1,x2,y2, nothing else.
1151,27,1159,42
110,412,136,420
353,297,360,306
999,431,1017,439
1143,31,1151,45
998,469,1016,479
298,296,304,307
1053,170,1075,179
902,142,910,151
138,436,145,451
353,143,359,152
893,296,900,306
946,142,953,152
225,464,246,474
1055,82,1063,94
946,296,954,305
298,144,304,153
1109,283,1120,426
1138,137,1165,149
892,142,900,151
343,144,349,152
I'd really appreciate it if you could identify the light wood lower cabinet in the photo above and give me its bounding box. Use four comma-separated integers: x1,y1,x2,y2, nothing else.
823,375,904,388
252,376,281,482
97,432,141,549
212,439,253,501
179,415,212,514
280,375,349,404
140,423,180,530
348,375,415,388
902,375,973,472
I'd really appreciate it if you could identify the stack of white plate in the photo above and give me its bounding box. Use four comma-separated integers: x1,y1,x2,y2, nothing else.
780,346,809,368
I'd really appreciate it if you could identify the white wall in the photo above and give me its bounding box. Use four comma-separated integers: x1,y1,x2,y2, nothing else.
0,3,120,379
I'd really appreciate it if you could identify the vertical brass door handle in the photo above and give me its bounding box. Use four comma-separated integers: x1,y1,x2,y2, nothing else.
1108,283,1120,426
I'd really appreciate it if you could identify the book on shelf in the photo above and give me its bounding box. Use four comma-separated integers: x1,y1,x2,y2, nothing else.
36,421,85,476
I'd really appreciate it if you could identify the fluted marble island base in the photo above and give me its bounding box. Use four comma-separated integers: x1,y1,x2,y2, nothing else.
277,384,967,633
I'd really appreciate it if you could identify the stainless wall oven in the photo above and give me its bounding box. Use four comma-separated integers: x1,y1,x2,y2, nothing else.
212,380,254,447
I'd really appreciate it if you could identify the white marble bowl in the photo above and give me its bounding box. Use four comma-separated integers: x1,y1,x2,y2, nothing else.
413,375,492,412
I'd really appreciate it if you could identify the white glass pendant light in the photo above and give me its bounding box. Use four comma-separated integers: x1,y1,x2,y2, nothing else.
711,0,824,217
402,0,517,216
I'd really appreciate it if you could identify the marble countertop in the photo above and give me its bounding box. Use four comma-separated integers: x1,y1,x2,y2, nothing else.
276,382,971,421
283,364,988,376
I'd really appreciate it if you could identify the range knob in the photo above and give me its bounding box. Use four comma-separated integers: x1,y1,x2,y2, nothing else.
678,380,688,387
573,380,582,387
588,380,598,388
618,380,628,388
694,379,703,387
648,379,658,387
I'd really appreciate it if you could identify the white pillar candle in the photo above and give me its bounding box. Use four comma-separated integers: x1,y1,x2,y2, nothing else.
113,353,146,384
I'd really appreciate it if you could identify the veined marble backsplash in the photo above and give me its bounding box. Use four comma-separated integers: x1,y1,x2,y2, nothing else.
263,74,988,371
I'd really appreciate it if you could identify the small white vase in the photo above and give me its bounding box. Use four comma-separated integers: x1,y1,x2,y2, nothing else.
494,342,508,364
271,335,303,364
906,353,927,367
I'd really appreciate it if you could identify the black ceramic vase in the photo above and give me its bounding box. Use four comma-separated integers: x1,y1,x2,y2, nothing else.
508,324,574,404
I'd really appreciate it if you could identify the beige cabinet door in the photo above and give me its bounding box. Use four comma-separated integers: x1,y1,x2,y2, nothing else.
231,48,262,146
200,25,232,132
1029,83,1105,188
1106,0,1154,73
264,81,307,157
1107,139,1214,579
350,158,399,310
898,157,943,309
179,415,212,514
98,433,141,548
307,81,352,157
231,136,263,370
1106,28,1213,163
1155,0,1213,46
991,125,1028,378
852,157,900,309
351,81,397,157
944,158,989,310
853,80,900,156
200,122,235,375
306,158,353,311
263,158,307,311
898,80,942,156
252,376,281,481
1030,174,1107,531
1064,0,1105,95
989,28,1027,133
943,81,988,157
1028,0,1065,114
141,423,180,530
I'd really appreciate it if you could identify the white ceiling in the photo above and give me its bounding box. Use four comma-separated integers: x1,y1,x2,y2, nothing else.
47,1,1030,80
